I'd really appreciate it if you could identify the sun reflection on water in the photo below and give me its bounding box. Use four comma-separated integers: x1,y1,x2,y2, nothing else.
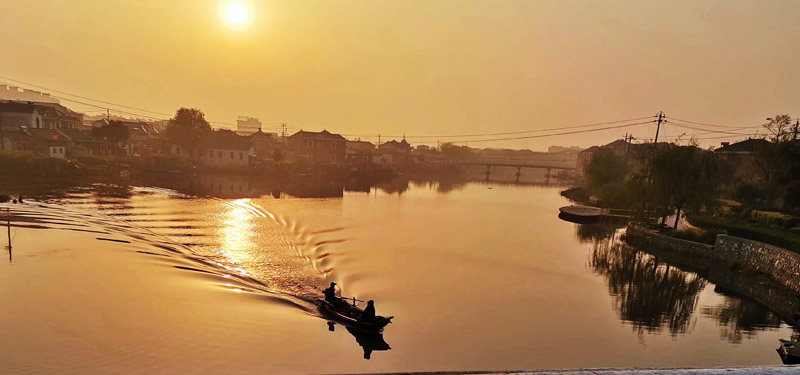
217,199,258,276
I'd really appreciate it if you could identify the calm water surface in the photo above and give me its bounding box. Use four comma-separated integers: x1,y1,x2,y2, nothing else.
10,180,798,372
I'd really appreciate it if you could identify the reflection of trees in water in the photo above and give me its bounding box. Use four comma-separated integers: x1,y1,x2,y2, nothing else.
575,223,623,244
590,239,707,336
700,294,784,344
376,176,410,195
410,177,469,194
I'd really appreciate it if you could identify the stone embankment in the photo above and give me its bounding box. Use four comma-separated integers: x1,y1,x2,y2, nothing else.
625,226,800,294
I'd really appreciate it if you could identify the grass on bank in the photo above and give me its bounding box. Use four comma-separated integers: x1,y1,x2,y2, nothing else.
686,213,800,252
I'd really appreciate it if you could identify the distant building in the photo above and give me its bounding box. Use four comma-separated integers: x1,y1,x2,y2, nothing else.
714,138,772,178
346,140,375,164
0,100,82,132
548,145,581,154
576,139,630,177
236,116,262,135
56,128,105,156
287,130,346,164
0,131,33,152
171,130,253,169
25,128,71,158
379,139,411,154
0,85,59,104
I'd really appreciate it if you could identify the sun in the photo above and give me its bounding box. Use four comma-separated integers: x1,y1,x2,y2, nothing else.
219,0,252,30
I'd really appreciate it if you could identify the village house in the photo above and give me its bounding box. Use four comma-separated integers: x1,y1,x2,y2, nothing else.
714,138,772,179
172,129,253,170
345,140,375,164
287,130,346,164
25,128,71,158
379,138,411,154
1,100,84,134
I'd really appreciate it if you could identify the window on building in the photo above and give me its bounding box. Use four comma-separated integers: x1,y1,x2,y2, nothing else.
209,150,213,158
329,154,335,162
230,152,234,159
239,152,243,160
306,140,313,149
218,151,222,158
36,118,40,128
331,142,335,149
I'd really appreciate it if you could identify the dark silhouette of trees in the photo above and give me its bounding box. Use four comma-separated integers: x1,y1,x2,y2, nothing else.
271,148,283,163
92,120,130,155
650,145,724,228
585,148,628,190
165,108,211,160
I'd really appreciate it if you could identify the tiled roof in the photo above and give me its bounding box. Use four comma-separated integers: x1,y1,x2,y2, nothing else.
715,138,771,154
205,130,252,151
0,100,37,114
288,130,346,141
57,128,96,142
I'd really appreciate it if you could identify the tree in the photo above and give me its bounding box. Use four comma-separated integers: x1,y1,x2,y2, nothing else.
763,114,794,144
649,144,723,228
92,120,130,155
271,147,283,163
165,108,211,159
585,148,628,191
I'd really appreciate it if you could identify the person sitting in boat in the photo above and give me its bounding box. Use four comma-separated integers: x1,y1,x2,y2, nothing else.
359,300,376,322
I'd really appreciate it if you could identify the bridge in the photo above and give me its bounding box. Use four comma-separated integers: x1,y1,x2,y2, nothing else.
449,160,575,183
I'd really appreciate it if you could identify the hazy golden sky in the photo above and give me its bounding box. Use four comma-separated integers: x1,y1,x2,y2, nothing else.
2,0,799,150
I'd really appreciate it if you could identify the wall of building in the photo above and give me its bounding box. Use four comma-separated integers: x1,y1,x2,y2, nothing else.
0,111,41,131
201,148,250,168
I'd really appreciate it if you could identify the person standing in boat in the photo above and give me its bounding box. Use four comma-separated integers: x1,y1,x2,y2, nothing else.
359,300,376,322
323,282,338,303
323,282,348,309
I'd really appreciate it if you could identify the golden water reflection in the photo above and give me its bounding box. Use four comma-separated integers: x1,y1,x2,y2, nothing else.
218,199,258,276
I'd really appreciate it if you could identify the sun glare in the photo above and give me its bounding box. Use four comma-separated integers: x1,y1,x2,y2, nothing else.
220,0,252,30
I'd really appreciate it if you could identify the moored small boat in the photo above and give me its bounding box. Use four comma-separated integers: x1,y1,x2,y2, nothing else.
777,339,800,365
558,205,605,223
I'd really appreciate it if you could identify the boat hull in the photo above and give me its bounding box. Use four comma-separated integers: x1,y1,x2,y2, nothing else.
777,339,800,365
318,300,393,332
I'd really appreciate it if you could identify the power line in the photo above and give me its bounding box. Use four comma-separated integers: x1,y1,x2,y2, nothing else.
0,77,235,127
440,120,656,144
341,116,656,139
667,121,760,136
664,115,763,129
0,75,172,117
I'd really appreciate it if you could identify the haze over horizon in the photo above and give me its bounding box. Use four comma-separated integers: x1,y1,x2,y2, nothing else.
2,0,799,151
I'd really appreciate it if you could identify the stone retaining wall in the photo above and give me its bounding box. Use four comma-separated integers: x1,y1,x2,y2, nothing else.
715,235,800,293
625,226,800,293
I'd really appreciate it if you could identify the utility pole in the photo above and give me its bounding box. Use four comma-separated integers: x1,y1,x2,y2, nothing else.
378,134,381,145
794,119,799,141
281,123,287,143
653,111,664,146
107,108,110,121
624,133,632,163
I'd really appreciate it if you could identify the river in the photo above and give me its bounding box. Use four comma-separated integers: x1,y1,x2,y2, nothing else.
0,177,796,373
